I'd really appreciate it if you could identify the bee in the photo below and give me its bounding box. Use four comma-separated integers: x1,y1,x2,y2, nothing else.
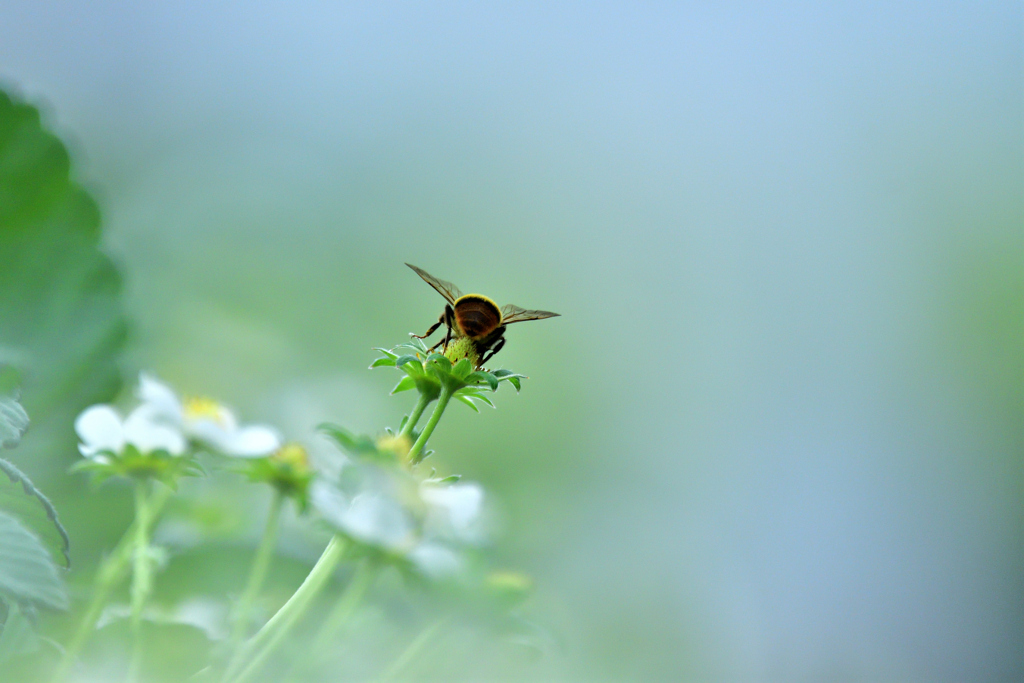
406,263,559,368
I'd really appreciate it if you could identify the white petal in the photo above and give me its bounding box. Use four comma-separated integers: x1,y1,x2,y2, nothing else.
421,482,484,531
408,543,463,579
124,406,186,455
137,373,184,424
216,425,282,458
311,481,411,551
74,405,125,457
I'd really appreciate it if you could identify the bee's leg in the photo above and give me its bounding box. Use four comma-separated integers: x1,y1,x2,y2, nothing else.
412,312,445,340
441,305,454,352
478,336,505,368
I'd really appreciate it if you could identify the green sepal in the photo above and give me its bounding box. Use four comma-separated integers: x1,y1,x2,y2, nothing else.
395,355,421,368
452,358,473,380
370,356,396,369
455,395,481,412
390,376,416,394
318,423,378,456
467,371,499,391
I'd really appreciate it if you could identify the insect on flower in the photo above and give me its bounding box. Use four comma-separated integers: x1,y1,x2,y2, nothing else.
406,263,559,368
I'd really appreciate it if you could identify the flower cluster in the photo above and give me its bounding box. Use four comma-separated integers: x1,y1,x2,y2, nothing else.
311,425,487,579
73,373,282,483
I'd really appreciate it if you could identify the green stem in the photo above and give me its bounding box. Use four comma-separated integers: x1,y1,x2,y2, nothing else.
407,383,453,464
379,617,449,682
127,479,155,682
51,486,173,682
223,535,347,683
226,490,284,656
312,558,375,651
282,559,376,680
399,392,432,439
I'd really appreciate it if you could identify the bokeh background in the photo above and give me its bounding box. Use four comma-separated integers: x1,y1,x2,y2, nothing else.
2,2,1021,680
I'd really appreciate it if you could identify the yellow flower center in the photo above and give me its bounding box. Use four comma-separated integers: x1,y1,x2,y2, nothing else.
376,434,412,459
183,396,228,425
271,443,309,470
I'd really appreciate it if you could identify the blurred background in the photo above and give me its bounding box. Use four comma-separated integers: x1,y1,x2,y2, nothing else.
1,2,1021,680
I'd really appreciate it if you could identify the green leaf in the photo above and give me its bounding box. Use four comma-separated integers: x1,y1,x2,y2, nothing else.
395,355,421,368
507,377,521,392
0,600,40,662
390,376,416,394
455,395,481,412
0,394,28,449
492,369,515,378
437,474,462,484
0,90,128,473
369,356,396,368
0,510,67,610
0,459,69,568
373,347,398,360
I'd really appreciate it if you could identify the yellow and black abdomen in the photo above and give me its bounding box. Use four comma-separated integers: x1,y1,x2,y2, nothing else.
453,294,502,340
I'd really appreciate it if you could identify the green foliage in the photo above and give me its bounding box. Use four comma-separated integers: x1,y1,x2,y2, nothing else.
0,368,29,449
0,90,127,470
0,510,67,610
0,458,70,568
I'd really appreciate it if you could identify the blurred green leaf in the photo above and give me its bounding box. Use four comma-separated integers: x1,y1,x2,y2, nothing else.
0,394,28,449
0,458,70,567
318,423,377,456
0,90,127,472
0,510,67,610
0,600,40,662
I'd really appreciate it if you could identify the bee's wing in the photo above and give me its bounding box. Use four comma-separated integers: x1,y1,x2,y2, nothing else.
500,304,560,324
406,263,463,305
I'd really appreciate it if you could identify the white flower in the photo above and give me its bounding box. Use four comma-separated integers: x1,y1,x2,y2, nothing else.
75,404,186,460
311,479,414,552
419,481,485,542
137,373,281,457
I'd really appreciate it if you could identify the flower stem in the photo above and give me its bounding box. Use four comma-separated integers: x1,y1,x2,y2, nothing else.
399,392,432,439
379,616,449,682
226,490,284,656
407,383,453,464
223,534,348,683
127,479,155,682
312,558,375,651
282,558,376,680
50,486,173,682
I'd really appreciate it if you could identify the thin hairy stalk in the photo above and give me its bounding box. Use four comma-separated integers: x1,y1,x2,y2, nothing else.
126,479,155,682
407,383,453,464
312,558,375,651
282,559,376,680
226,490,284,656
399,392,431,439
379,617,449,682
223,535,347,683
51,485,173,682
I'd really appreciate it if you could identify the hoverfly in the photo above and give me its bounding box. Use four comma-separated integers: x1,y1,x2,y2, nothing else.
406,263,559,368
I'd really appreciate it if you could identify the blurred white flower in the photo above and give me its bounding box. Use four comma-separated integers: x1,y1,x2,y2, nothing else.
75,404,186,460
311,463,488,578
137,373,281,457
420,481,485,542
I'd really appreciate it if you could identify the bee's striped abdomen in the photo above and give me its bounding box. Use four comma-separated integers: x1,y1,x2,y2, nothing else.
453,295,502,339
